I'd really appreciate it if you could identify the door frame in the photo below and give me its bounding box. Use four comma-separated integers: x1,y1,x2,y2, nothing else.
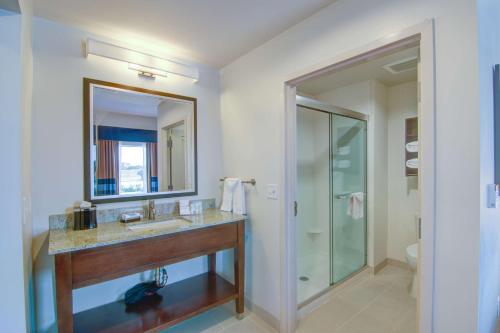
281,20,436,333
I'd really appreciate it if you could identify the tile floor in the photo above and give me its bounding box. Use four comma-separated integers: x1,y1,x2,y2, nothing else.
162,264,416,333
161,307,277,333
297,264,417,333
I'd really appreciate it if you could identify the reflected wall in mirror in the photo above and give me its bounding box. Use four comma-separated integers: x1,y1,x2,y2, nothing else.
84,78,197,203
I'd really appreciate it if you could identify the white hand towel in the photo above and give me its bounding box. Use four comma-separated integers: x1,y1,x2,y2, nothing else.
347,192,364,220
232,179,246,215
221,178,238,212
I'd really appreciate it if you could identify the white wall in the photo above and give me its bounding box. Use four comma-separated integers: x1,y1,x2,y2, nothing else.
476,0,500,332
0,10,27,332
0,0,33,330
31,18,223,332
387,81,419,263
94,110,157,131
315,80,388,268
20,0,34,330
220,0,481,331
371,80,389,268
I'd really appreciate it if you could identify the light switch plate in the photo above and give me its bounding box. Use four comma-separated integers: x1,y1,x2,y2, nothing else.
487,184,498,208
267,184,278,200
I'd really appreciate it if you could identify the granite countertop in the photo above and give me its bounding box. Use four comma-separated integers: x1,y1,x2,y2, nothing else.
48,209,246,255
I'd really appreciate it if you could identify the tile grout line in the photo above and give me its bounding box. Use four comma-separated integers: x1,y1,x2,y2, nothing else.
330,266,408,332
297,265,415,333
332,279,395,332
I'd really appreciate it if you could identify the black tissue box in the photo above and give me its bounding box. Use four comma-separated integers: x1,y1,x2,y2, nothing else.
74,207,97,230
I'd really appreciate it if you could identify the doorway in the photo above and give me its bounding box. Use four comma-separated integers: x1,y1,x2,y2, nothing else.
282,21,436,333
161,120,187,191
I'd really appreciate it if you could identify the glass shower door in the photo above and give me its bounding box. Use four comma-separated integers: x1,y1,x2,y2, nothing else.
330,114,367,283
296,107,331,304
296,103,367,305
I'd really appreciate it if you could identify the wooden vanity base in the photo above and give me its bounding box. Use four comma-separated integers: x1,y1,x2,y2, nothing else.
55,221,245,333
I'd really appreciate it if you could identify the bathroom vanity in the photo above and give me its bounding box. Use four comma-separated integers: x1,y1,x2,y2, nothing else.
48,79,249,332
49,209,246,333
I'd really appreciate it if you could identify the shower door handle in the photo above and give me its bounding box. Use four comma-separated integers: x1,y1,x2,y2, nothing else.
418,218,422,240
294,201,298,217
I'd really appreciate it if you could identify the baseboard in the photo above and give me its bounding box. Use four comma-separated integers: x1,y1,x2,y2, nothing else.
244,298,280,331
219,295,280,331
373,259,388,274
386,258,410,269
370,258,410,275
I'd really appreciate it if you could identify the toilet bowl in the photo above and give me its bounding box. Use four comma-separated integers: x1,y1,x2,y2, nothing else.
406,243,418,298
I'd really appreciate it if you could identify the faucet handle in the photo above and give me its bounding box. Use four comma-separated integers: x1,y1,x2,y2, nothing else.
148,200,156,220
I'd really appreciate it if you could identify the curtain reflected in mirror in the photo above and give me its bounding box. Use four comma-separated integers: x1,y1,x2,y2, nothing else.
85,79,197,202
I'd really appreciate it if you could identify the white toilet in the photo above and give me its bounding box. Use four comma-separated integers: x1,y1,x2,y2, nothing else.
406,242,418,298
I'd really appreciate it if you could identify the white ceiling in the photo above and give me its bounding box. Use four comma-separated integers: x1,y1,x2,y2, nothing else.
298,47,419,95
34,0,337,68
93,87,163,117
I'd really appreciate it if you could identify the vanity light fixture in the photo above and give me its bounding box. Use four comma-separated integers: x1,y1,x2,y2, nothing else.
86,38,199,82
128,63,168,79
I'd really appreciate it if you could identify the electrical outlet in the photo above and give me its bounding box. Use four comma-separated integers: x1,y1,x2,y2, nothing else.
267,184,278,200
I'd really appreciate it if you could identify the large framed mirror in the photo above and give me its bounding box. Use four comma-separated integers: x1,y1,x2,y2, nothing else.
84,78,197,203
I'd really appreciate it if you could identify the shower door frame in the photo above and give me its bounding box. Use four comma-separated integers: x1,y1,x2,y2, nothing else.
296,97,369,301
281,20,436,333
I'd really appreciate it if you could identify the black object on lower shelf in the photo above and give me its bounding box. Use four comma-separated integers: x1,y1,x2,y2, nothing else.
125,281,162,306
73,273,236,333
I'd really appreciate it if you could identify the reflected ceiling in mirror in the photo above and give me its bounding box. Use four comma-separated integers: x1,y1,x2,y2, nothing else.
84,79,197,203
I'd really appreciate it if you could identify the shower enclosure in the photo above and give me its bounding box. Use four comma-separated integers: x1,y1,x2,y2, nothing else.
296,96,367,305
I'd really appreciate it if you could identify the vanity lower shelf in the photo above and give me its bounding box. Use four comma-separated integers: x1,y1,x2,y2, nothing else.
74,273,236,333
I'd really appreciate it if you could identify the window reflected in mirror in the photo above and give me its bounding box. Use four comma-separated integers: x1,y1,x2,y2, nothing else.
85,79,197,202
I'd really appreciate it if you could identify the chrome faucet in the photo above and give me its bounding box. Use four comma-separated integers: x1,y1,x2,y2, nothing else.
148,200,156,220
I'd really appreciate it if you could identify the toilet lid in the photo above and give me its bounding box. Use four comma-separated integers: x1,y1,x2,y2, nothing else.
407,243,418,258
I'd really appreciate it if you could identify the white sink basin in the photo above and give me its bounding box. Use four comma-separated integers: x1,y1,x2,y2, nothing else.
127,218,191,231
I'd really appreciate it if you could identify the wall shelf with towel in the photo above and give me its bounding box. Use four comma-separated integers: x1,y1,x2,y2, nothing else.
219,177,256,186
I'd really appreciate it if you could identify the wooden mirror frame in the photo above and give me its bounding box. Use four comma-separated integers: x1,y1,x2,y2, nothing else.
83,78,198,203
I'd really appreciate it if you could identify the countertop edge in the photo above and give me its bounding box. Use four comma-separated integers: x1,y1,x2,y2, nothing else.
48,213,247,255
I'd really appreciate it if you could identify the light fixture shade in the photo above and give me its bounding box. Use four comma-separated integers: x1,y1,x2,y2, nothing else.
86,38,199,81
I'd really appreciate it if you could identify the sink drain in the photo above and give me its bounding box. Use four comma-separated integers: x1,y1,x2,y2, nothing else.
299,276,309,282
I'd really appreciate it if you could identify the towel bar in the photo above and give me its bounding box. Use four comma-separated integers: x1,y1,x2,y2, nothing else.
336,192,365,199
219,178,256,186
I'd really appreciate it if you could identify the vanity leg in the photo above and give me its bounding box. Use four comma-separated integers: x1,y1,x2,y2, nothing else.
234,222,245,317
208,253,216,274
55,253,73,333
